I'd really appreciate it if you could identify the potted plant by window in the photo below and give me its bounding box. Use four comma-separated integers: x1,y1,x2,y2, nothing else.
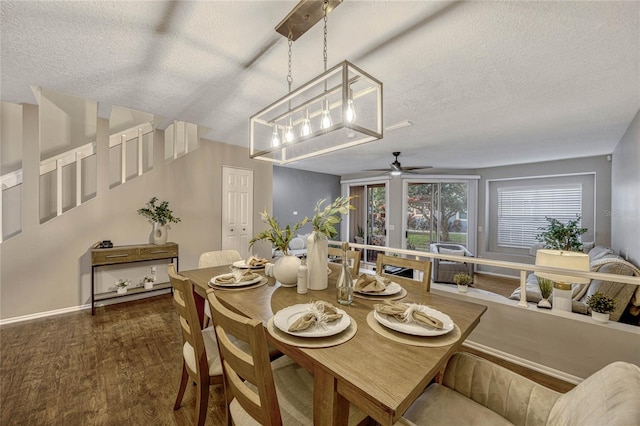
115,278,131,294
453,272,472,293
536,276,553,309
536,215,588,252
307,196,355,291
249,210,308,287
137,197,181,245
585,292,616,323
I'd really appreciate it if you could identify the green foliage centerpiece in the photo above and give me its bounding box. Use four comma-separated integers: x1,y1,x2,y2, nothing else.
249,209,309,256
536,215,587,252
307,196,355,291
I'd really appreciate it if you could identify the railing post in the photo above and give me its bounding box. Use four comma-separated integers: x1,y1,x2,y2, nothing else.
75,151,82,207
519,270,528,307
56,159,63,216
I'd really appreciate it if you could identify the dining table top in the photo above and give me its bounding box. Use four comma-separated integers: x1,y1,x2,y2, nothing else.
181,264,487,426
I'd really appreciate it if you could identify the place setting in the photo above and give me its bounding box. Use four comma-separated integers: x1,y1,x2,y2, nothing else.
208,267,268,291
267,300,357,348
352,273,408,301
367,300,461,347
232,255,269,269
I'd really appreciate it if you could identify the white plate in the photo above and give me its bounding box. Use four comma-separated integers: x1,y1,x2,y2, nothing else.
232,260,265,269
373,307,454,336
273,304,351,337
210,273,262,287
355,281,402,296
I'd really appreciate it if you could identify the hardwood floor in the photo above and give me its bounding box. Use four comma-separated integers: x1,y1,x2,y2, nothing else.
470,272,519,298
1,291,572,425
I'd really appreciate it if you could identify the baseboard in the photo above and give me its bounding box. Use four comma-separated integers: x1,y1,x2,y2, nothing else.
0,288,171,326
462,340,583,385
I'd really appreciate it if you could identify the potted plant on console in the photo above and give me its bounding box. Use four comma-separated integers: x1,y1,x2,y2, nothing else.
137,197,181,245
307,197,355,291
115,278,131,295
586,292,616,323
453,272,472,293
249,210,308,287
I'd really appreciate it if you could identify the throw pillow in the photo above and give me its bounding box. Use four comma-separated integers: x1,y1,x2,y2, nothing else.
439,247,465,256
296,234,310,248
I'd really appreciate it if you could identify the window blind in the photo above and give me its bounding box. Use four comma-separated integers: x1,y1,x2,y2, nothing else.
497,185,582,248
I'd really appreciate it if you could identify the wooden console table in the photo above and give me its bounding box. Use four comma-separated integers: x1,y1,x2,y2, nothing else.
90,242,179,315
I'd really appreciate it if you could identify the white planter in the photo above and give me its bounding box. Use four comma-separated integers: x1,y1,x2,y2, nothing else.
273,255,301,287
592,311,609,323
144,282,154,290
152,222,168,245
457,284,468,293
116,287,127,295
306,232,328,290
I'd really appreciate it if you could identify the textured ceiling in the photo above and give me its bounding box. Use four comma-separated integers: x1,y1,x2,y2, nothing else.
1,1,639,177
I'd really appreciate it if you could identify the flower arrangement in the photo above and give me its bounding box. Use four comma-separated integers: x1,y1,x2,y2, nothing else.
115,278,131,292
249,209,309,256
311,196,356,239
585,292,616,314
137,197,181,226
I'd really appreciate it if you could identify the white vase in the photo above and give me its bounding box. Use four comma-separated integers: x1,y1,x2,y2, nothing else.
306,232,328,290
144,281,154,290
152,222,168,245
537,298,552,309
592,311,609,323
457,283,468,293
273,255,301,287
116,287,127,295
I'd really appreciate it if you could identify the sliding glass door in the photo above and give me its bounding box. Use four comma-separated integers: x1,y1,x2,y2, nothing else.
405,181,469,251
348,182,387,264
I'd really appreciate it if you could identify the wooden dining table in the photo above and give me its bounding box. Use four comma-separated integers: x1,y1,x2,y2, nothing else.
181,265,487,426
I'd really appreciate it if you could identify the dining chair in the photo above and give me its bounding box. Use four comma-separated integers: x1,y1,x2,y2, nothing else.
168,264,223,426
328,243,361,277
376,254,432,292
198,250,243,328
206,289,369,426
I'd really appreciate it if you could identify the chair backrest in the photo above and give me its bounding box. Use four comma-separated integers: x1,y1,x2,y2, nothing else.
376,254,432,292
198,250,243,268
206,289,282,425
328,244,360,277
168,264,207,378
429,243,473,257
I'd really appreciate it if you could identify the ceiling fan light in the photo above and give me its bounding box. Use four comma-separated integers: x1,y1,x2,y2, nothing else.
390,170,402,176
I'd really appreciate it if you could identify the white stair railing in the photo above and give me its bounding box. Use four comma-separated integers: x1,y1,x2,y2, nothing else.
109,121,154,185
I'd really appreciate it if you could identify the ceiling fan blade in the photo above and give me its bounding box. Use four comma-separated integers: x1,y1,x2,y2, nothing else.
401,166,433,171
362,168,395,172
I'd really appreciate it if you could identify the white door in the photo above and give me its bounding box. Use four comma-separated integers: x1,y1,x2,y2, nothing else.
221,167,253,259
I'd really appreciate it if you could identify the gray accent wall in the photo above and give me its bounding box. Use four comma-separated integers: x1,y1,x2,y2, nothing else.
612,109,640,266
476,156,612,276
273,166,341,236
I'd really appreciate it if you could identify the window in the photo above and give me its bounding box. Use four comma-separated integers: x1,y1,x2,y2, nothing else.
497,184,582,249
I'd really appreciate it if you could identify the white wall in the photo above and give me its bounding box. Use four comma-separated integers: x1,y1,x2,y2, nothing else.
0,109,273,320
611,109,640,265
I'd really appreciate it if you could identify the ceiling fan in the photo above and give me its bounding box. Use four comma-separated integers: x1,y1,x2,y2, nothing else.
362,152,432,176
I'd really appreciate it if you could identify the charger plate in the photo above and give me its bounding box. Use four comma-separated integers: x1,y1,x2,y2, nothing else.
267,317,357,348
366,311,461,347
209,278,268,291
354,287,407,301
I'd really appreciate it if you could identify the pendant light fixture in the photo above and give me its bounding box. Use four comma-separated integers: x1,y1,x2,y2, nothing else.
250,0,383,164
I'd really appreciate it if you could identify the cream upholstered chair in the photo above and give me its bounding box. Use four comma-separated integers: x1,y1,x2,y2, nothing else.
206,289,368,426
429,243,474,284
168,264,222,426
376,254,432,292
198,250,243,327
396,352,640,426
328,244,361,277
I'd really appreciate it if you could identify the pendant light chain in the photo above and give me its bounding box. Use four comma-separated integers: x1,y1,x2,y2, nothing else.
323,0,328,72
287,31,293,93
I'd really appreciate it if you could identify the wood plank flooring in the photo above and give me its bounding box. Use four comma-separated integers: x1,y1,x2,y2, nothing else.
1,286,571,426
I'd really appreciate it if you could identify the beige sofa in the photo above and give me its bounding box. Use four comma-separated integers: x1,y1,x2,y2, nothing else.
400,352,640,426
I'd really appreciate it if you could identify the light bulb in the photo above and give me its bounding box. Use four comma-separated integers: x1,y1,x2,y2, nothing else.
271,124,280,147
301,109,312,137
346,89,356,123
321,99,332,129
285,117,294,143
